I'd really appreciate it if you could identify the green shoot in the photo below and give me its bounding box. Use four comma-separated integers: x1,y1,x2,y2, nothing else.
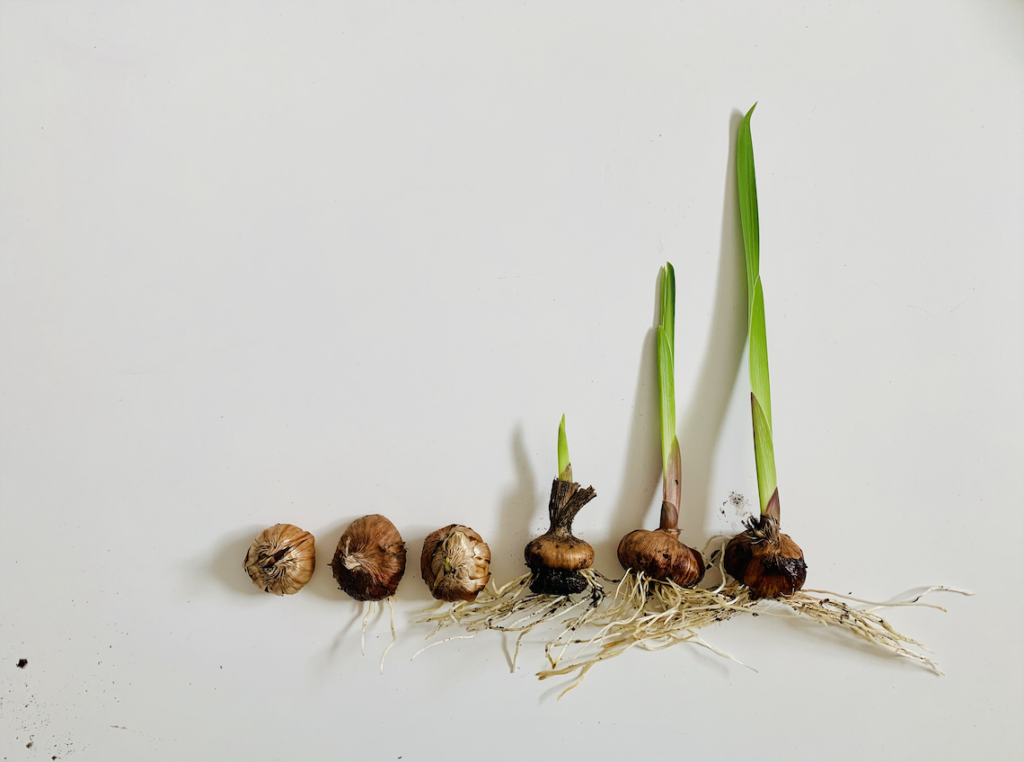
658,263,681,510
558,414,571,481
750,394,776,515
738,103,778,515
748,278,773,429
660,261,675,354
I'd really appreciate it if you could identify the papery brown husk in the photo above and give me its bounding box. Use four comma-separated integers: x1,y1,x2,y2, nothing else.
421,524,492,602
331,514,407,601
244,523,316,595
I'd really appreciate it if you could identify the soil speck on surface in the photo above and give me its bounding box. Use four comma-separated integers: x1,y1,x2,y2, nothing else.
724,492,750,522
16,659,27,669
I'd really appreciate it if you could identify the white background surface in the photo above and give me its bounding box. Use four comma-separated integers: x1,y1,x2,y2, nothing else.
1,1,1021,760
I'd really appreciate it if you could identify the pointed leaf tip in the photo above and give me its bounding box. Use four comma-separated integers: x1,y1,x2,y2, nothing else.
557,415,570,478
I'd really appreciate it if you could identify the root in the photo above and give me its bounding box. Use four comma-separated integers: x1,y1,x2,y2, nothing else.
353,597,400,672
360,600,373,656
764,586,972,674
537,565,752,698
415,570,611,672
410,634,476,661
379,596,397,675
537,538,971,695
699,537,970,675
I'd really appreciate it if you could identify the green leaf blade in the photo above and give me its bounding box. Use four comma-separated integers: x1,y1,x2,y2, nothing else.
657,263,677,476
749,277,772,429
660,262,675,352
557,414,570,479
739,103,778,515
663,435,681,514
657,326,675,474
737,103,760,308
751,393,777,514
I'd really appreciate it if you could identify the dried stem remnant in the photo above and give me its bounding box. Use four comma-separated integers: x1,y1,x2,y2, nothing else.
244,523,316,595
525,469,597,595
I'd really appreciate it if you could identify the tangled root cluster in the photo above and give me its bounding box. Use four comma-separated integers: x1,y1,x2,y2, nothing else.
538,558,750,697
415,569,611,671
765,585,969,673
416,536,968,695
537,540,970,697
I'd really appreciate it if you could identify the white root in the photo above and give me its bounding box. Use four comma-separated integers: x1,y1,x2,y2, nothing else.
800,586,973,612
379,596,397,675
411,634,476,661
360,600,372,657
538,565,749,696
540,538,970,693
765,586,971,674
414,570,611,672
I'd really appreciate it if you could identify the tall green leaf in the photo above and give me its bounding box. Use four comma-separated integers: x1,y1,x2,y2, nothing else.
738,103,777,514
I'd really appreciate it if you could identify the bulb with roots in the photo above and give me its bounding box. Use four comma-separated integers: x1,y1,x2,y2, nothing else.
723,490,807,599
330,514,407,673
617,501,704,588
524,473,597,595
414,463,609,673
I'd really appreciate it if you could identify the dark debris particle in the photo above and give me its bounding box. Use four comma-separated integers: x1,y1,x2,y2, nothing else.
26,742,33,748
16,659,27,669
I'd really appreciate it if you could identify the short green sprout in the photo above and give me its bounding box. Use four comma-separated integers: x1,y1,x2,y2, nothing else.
558,413,571,481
